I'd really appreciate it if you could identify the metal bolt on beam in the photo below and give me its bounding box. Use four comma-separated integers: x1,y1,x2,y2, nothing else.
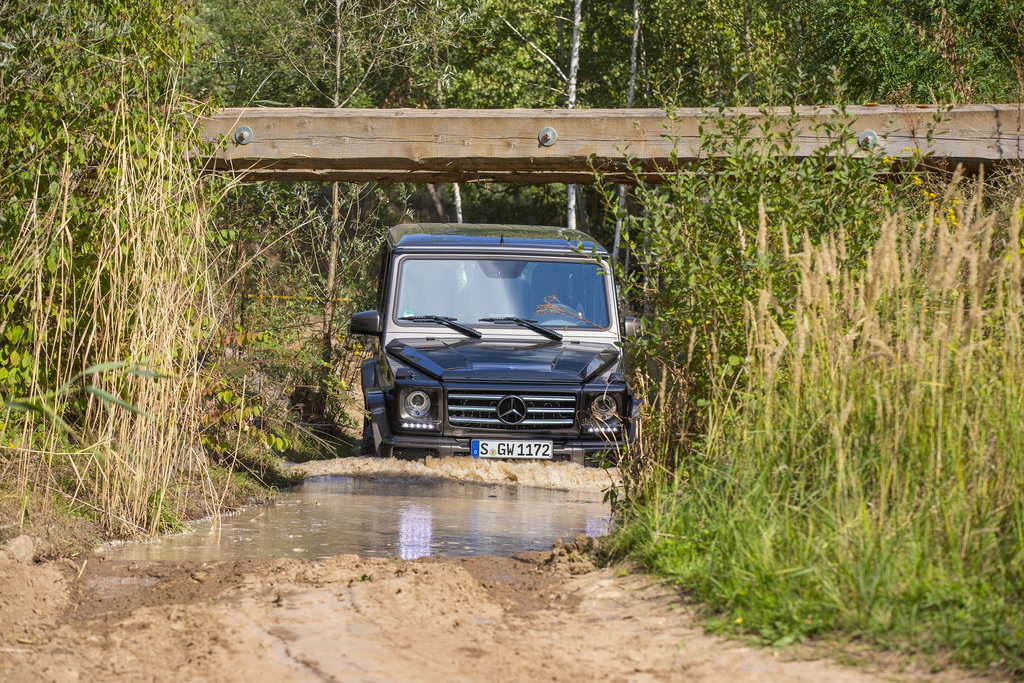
234,126,253,145
857,129,879,148
538,127,557,147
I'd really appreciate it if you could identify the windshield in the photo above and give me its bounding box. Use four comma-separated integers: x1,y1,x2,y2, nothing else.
394,258,610,329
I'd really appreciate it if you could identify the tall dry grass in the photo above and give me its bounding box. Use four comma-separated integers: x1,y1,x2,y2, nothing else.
615,182,1024,669
1,104,221,536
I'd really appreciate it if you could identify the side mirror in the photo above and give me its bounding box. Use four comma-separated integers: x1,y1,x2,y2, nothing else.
350,310,382,336
623,316,642,338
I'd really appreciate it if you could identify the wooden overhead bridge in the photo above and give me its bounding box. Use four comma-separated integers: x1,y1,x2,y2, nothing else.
199,105,1024,184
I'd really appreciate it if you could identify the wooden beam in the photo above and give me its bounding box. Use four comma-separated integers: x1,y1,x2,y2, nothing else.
220,169,656,185
199,105,1024,184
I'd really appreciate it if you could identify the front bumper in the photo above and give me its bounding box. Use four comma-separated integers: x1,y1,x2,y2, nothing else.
375,431,627,466
365,380,636,466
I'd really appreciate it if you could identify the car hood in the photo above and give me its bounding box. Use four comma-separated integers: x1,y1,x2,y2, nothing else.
385,338,619,383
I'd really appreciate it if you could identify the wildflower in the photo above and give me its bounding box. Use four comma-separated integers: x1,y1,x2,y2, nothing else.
912,175,923,186
735,617,744,624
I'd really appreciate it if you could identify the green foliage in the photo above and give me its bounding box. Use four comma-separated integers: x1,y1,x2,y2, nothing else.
190,0,472,107
612,109,895,402
0,0,197,404
441,0,568,108
792,0,1024,103
614,168,1024,670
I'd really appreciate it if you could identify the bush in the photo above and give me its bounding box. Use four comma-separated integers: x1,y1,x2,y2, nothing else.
614,177,1024,670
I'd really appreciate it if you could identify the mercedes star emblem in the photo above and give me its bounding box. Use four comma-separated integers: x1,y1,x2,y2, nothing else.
496,395,528,425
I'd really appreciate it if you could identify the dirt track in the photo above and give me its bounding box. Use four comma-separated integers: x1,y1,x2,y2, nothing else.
0,534,921,683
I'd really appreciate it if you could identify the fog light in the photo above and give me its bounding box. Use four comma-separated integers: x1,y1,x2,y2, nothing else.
587,423,620,434
401,421,437,431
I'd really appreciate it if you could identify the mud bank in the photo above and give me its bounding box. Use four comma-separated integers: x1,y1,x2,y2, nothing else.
0,535,963,682
292,456,620,492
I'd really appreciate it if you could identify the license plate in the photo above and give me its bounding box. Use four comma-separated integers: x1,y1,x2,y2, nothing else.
471,439,553,459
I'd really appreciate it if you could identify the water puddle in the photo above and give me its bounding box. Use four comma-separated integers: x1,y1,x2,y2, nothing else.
100,475,612,562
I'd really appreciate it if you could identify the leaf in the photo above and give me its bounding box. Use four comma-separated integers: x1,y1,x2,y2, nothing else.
3,399,40,414
84,386,154,419
62,360,132,389
126,367,172,379
5,325,25,344
81,360,132,376
3,397,73,432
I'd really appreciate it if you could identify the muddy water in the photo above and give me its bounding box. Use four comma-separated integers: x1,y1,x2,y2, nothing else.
100,475,612,562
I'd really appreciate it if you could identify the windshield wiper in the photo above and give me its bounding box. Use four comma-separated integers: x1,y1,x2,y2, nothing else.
479,316,563,341
400,315,481,339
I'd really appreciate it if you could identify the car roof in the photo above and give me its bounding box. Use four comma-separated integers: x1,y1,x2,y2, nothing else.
386,223,608,255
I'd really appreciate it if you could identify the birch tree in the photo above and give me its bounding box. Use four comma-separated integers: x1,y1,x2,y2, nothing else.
565,0,583,230
612,0,640,265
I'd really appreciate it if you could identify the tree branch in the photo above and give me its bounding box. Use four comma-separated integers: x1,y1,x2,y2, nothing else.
501,17,567,82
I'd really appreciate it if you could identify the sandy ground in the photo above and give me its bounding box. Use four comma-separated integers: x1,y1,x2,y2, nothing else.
292,456,621,493
0,534,979,683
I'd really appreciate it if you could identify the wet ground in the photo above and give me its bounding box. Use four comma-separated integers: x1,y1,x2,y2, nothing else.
100,475,611,562
1,457,974,682
1,537,918,682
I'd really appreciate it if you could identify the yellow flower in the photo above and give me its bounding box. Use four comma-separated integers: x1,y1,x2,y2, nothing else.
735,617,744,624
912,175,923,186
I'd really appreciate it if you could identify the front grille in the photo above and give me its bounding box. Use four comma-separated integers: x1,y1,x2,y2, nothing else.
447,391,577,430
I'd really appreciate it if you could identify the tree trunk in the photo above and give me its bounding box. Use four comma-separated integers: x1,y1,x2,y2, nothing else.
566,0,583,230
453,183,463,223
425,183,447,222
317,0,344,422
613,0,640,267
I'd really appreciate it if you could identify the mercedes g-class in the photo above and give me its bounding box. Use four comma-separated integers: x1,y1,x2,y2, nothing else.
350,223,639,465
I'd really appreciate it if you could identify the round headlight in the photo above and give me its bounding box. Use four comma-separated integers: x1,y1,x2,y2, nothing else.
591,394,617,421
404,390,431,418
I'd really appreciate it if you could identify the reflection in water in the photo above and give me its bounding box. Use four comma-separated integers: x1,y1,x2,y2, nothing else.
101,476,612,562
585,516,610,538
399,505,433,560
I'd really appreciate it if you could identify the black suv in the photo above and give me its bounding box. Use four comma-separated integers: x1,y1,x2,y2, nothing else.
349,223,639,466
